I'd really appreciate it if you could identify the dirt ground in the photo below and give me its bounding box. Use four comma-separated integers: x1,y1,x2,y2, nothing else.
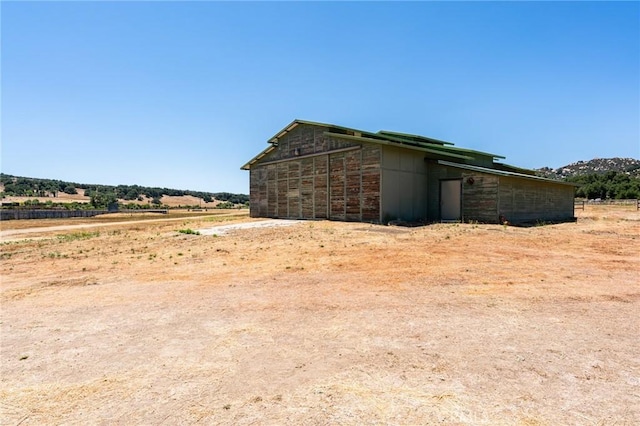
1,206,638,425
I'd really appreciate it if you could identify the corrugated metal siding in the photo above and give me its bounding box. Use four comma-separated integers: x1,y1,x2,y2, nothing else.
380,147,428,222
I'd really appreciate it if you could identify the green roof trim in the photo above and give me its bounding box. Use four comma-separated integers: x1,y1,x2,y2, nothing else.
371,131,504,160
366,132,451,150
432,145,506,160
324,132,474,161
493,162,538,176
377,130,454,146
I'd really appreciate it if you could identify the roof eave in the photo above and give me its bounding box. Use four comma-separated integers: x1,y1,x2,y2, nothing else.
268,119,300,143
437,160,580,186
240,145,276,170
377,130,455,146
268,119,371,144
493,162,538,176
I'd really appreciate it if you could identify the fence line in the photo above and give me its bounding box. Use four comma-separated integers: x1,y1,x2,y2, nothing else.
574,199,639,211
0,209,168,221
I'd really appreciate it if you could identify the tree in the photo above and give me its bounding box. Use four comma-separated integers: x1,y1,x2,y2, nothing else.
90,191,118,209
124,188,140,200
570,172,640,199
62,185,77,195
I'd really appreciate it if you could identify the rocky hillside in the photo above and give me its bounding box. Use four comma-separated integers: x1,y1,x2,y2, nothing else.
536,157,640,180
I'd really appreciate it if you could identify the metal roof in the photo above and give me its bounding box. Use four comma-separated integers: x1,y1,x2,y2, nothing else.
377,130,454,146
242,119,510,170
437,160,579,186
323,132,474,161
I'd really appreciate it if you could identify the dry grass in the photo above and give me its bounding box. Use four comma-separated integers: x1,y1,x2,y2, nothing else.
2,192,224,208
1,206,639,425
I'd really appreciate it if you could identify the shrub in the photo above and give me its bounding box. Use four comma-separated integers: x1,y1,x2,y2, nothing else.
177,229,200,235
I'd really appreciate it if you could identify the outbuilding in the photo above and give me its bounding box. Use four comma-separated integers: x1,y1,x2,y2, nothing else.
241,120,576,224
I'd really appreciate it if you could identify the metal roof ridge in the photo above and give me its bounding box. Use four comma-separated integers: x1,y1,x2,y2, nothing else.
324,132,474,160
377,130,454,146
376,130,504,159
270,120,504,158
435,145,506,160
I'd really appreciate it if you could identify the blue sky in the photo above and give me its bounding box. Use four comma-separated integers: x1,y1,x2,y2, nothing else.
2,1,638,194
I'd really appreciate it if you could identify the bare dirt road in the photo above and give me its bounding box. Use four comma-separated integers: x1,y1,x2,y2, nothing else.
1,206,639,425
0,211,248,240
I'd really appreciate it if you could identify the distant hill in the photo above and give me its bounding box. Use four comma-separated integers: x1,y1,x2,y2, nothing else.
536,157,640,180
535,157,640,200
0,173,248,208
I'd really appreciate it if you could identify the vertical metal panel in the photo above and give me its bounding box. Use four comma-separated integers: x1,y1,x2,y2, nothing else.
380,146,428,222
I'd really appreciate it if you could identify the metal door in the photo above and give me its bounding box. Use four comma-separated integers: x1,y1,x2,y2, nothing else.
440,179,462,221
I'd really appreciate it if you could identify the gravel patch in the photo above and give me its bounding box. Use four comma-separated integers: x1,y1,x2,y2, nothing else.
197,219,303,236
